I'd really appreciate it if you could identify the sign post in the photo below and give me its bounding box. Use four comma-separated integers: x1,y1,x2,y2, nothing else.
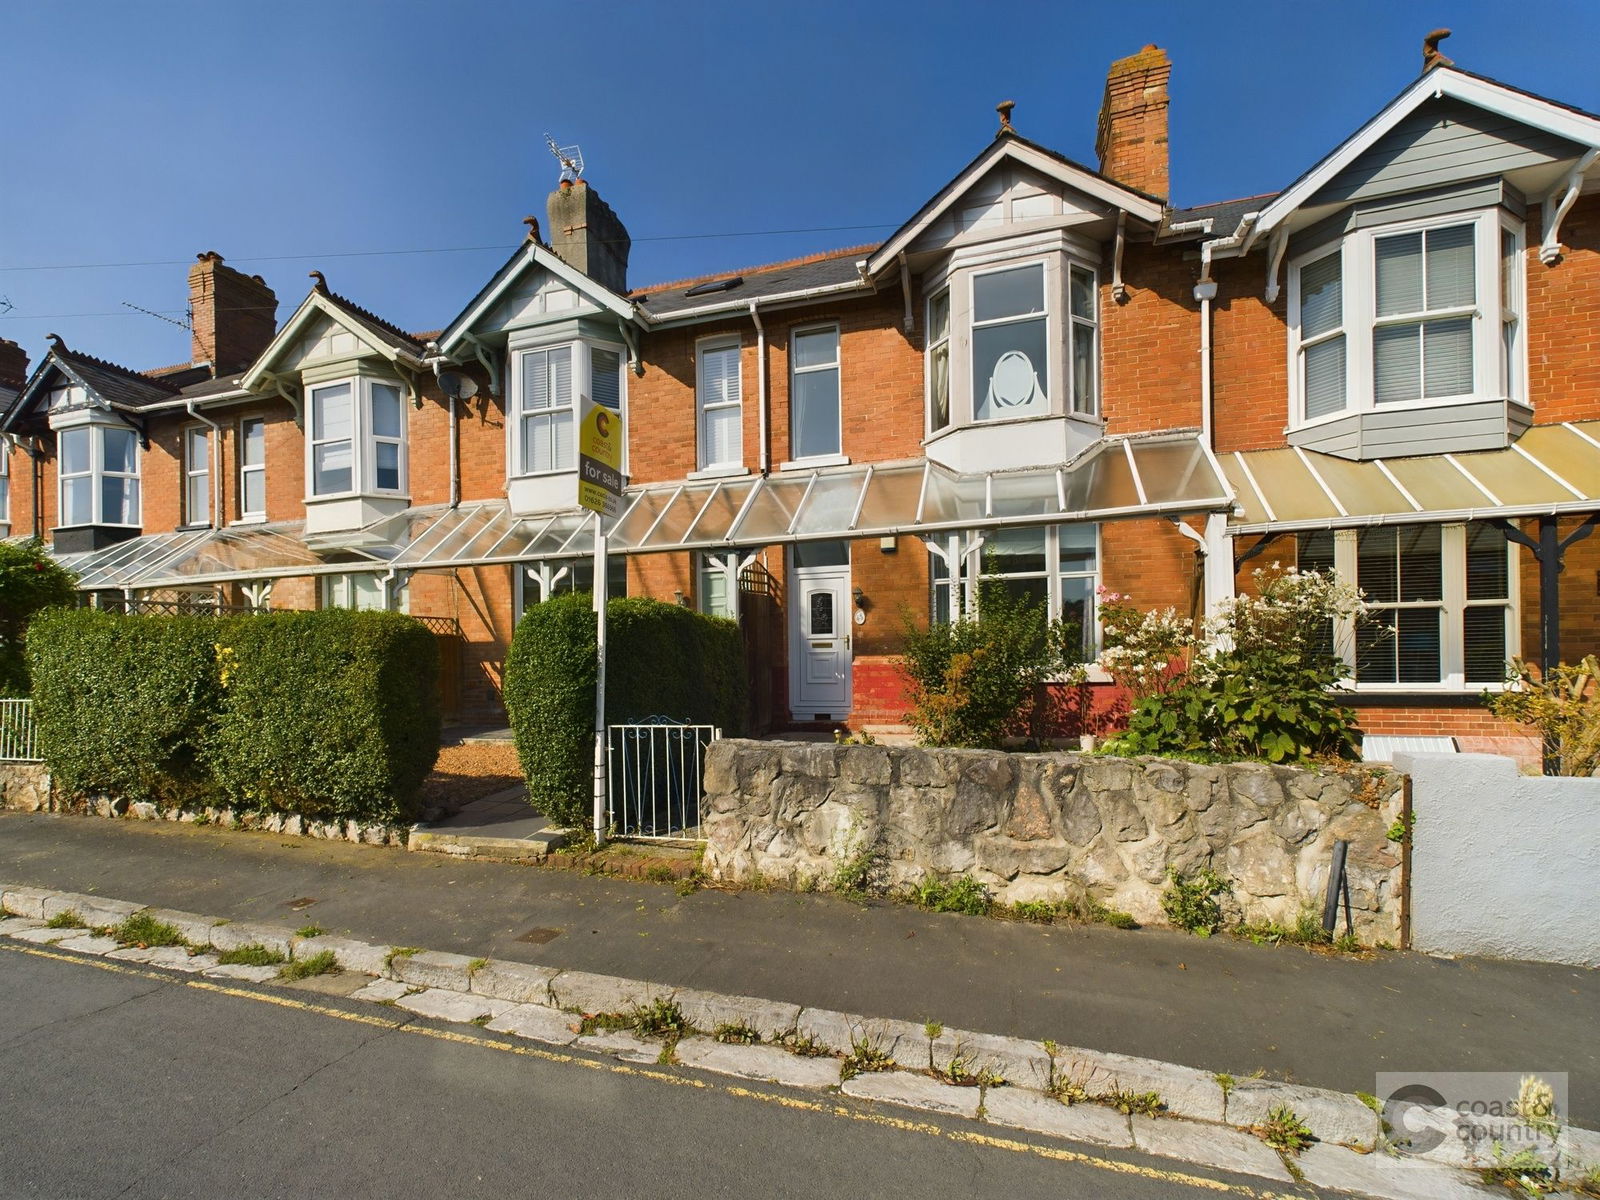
578,391,625,845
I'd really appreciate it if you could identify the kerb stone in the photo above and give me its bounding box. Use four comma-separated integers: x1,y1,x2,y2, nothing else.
208,920,297,958
1226,1078,1379,1147
548,970,668,1015
842,1071,982,1118
389,949,477,991
980,1089,1133,1148
470,960,560,1006
671,987,800,1040
675,1039,841,1089
40,892,141,929
292,935,390,977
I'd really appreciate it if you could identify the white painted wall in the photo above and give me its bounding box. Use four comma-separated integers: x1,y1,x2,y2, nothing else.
1395,752,1600,968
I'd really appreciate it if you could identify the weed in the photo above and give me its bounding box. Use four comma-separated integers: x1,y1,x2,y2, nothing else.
833,728,878,746
644,865,677,884
1256,1105,1314,1155
45,910,86,930
112,912,185,948
467,957,489,976
294,924,325,939
1571,1163,1600,1199
840,1034,895,1081
1476,1144,1557,1194
781,1032,830,1058
656,1042,678,1066
924,1021,944,1071
628,998,691,1041
577,1012,633,1036
470,1014,492,1027
1106,1088,1165,1117
1080,898,1139,929
674,877,701,897
1513,1075,1561,1137
829,842,881,898
1355,1091,1381,1114
384,946,421,970
1385,813,1413,843
914,877,992,916
1214,1073,1236,1101
278,950,339,981
1008,900,1062,923
216,943,286,967
938,1044,1005,1088
713,1022,761,1045
1161,867,1230,936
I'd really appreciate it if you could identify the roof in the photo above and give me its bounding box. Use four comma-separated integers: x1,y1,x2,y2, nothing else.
631,247,874,319
317,289,426,356
49,346,179,411
1158,194,1279,242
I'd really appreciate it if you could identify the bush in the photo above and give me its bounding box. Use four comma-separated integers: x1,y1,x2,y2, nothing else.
27,608,440,823
1161,866,1230,936
504,593,745,828
1484,655,1600,776
0,538,79,696
899,586,1085,749
28,608,224,807
209,610,440,824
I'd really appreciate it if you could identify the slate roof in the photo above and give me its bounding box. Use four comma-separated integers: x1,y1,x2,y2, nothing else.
318,289,426,357
631,246,875,318
54,346,181,410
1157,193,1280,242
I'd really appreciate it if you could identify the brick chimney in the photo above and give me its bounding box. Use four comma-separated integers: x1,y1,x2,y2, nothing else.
187,251,278,376
0,338,28,395
1095,45,1171,200
546,180,631,294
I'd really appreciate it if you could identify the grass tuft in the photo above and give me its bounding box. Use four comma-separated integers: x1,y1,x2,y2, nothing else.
216,943,286,967
1256,1104,1314,1155
713,1022,761,1045
278,950,339,981
45,910,87,930
112,912,186,948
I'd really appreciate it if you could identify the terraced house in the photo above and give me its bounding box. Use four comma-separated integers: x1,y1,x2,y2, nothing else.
5,40,1600,750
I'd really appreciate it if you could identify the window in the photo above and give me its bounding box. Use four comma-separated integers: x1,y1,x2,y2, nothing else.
183,426,210,526
308,378,407,498
929,523,1099,658
1290,212,1523,425
973,263,1048,421
238,417,266,519
512,342,623,477
697,553,736,618
1297,522,1513,688
927,291,950,433
696,339,742,470
322,573,406,612
1068,265,1099,416
790,326,840,460
516,556,629,619
0,442,9,530
58,424,140,527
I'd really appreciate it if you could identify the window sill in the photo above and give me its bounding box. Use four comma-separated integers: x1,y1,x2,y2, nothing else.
229,516,269,527
924,409,1100,447
511,469,578,480
306,492,411,503
779,454,850,471
688,465,750,481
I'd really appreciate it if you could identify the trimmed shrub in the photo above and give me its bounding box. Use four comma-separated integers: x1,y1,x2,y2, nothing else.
504,593,744,828
0,538,79,696
27,608,223,807
209,610,440,824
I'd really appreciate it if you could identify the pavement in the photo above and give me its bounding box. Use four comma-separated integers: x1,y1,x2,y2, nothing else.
1,807,1595,1134
408,784,559,859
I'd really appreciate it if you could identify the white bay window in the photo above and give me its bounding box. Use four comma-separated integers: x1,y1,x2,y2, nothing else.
513,341,624,477
307,378,407,498
59,424,140,527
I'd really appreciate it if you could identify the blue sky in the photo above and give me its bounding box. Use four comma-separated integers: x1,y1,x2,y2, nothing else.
4,0,1599,371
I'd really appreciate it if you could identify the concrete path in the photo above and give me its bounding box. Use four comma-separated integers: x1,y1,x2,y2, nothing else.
408,785,559,859
1,809,1595,1128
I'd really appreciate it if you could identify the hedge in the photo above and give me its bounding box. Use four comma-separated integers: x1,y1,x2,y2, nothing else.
504,593,745,828
26,608,440,824
0,539,79,697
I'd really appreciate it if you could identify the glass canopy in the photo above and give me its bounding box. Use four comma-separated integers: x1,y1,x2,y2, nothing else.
1225,421,1600,532
55,432,1233,590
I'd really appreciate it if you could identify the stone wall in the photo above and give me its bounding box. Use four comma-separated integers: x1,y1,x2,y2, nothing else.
701,741,1404,942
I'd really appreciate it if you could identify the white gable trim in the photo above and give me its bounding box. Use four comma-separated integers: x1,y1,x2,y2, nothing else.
1245,69,1600,252
866,139,1163,276
437,242,641,357
240,292,421,391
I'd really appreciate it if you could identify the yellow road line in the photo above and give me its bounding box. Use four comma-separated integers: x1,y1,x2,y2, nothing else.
2,942,1304,1198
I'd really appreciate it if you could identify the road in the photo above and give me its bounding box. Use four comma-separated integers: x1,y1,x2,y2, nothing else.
0,944,1319,1200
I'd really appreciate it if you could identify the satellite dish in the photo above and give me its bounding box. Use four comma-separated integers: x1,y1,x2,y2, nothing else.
437,371,479,401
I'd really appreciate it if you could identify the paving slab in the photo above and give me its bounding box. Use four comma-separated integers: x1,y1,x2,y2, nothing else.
203,963,283,983
352,978,411,1003
0,918,46,935
470,959,559,1006
842,1070,984,1118
103,946,221,973
670,987,800,1040
1225,1076,1380,1146
53,934,121,955
291,935,390,977
393,987,514,1024
979,1088,1135,1148
10,926,84,945
675,1038,842,1090
794,1007,928,1065
1297,1143,1500,1200
1128,1114,1292,1182
573,1029,667,1064
484,1003,580,1045
389,949,478,991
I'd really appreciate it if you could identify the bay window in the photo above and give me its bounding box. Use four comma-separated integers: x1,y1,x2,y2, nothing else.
929,523,1099,657
696,338,742,471
307,378,407,498
238,417,266,519
183,426,211,526
59,424,140,527
1297,522,1514,688
1290,211,1524,427
790,325,841,461
973,263,1048,421
927,290,951,433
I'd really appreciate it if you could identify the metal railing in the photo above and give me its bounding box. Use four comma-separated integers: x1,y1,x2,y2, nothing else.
606,719,719,840
0,699,41,763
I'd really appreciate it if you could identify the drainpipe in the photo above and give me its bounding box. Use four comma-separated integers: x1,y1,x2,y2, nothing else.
185,400,223,527
1191,213,1261,448
750,301,769,473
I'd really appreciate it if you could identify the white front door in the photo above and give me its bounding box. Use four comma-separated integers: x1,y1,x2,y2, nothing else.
789,544,852,718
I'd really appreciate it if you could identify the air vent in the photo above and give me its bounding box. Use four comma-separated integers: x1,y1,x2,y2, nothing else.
684,276,743,298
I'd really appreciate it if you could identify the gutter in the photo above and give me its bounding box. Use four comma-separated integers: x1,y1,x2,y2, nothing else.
643,277,871,328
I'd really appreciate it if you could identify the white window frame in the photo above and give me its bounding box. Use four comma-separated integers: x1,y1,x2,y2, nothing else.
0,438,10,532
695,336,743,472
970,260,1052,422
696,551,738,619
237,416,266,521
929,523,1101,659
57,422,141,528
1288,210,1525,429
787,323,843,464
926,288,951,435
510,340,627,478
1068,263,1100,417
1309,522,1519,692
182,424,211,527
322,572,407,612
305,376,408,500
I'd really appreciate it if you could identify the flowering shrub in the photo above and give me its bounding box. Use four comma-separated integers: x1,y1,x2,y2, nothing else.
1105,569,1365,763
1484,655,1600,776
1096,588,1195,700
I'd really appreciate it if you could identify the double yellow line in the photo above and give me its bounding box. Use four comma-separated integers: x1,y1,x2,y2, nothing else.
3,942,1305,1198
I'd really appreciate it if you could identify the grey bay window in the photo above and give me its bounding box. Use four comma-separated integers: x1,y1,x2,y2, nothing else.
308,378,405,498
59,424,140,527
973,264,1048,421
1297,522,1513,688
927,291,951,433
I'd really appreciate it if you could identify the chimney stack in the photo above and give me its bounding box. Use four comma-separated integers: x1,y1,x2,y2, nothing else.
546,179,631,295
187,251,278,376
1095,44,1171,200
0,338,28,395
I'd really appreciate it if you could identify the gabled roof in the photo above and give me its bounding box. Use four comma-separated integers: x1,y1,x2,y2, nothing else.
239,282,425,391
631,246,875,320
2,340,182,432
436,238,642,357
1244,66,1600,251
864,132,1165,275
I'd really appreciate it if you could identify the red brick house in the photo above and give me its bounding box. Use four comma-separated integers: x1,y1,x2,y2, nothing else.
5,43,1600,751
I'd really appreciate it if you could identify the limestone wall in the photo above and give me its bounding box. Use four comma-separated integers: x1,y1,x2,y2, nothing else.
701,741,1403,942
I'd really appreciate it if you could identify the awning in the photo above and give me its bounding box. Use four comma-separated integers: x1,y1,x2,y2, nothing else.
1224,422,1600,533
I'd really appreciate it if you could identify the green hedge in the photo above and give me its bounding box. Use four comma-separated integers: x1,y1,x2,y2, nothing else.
26,609,440,823
0,538,79,697
504,593,744,828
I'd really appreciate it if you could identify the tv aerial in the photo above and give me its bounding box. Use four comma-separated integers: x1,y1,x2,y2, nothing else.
545,133,584,184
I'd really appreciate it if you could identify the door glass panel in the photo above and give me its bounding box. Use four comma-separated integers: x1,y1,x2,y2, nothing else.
809,591,835,636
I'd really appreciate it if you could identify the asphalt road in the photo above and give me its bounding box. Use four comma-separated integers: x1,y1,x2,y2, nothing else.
0,944,1320,1200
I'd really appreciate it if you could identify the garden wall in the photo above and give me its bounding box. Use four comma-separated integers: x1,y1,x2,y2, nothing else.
1398,752,1600,967
701,741,1404,942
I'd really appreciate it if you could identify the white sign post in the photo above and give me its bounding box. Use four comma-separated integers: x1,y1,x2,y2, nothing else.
577,392,625,846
